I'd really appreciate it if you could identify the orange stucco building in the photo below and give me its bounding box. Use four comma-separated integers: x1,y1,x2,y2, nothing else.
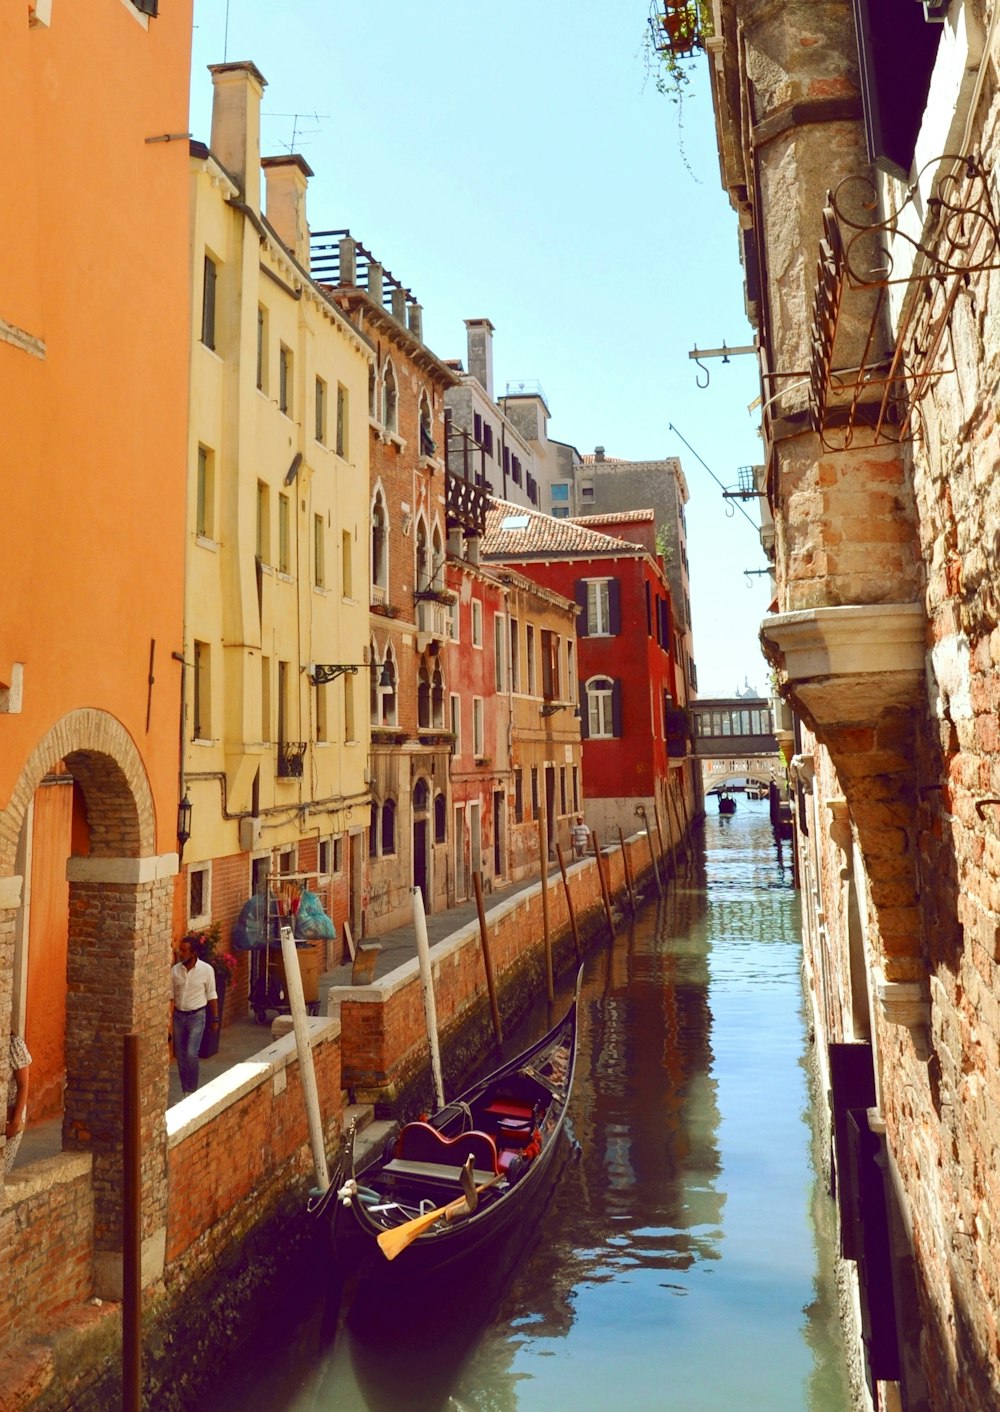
1,0,193,1317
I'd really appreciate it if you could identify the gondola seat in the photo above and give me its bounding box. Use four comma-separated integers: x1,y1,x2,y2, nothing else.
394,1120,501,1175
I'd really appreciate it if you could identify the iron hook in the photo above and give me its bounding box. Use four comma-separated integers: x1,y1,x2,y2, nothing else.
694,355,710,389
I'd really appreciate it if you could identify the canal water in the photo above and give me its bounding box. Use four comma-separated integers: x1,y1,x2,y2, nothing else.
210,801,851,1411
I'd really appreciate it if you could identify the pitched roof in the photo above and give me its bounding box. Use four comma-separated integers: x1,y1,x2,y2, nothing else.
481,499,646,560
571,510,655,526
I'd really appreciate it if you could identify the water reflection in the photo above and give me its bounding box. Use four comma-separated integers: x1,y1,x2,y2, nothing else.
209,803,849,1412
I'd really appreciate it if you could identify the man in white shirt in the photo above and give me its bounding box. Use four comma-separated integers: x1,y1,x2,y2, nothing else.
572,815,591,860
170,934,219,1096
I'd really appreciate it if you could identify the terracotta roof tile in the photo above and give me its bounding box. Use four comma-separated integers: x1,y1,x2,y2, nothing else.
482,499,645,559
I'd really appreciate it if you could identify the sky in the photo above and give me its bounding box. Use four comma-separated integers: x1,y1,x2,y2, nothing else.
189,0,771,699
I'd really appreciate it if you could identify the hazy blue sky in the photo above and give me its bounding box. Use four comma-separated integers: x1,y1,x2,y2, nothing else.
190,1,770,698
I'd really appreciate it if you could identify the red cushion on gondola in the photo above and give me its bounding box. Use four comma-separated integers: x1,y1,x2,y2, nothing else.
484,1099,536,1120
396,1121,500,1174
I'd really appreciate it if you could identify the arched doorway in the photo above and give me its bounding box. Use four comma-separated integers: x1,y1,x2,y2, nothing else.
0,709,171,1296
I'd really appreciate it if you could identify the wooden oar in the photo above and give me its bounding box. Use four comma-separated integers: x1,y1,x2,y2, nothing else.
376,1161,504,1262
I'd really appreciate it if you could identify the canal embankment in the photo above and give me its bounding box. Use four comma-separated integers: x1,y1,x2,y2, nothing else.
7,826,679,1411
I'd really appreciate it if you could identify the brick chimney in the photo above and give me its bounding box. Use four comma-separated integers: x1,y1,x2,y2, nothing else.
209,61,266,213
261,154,313,268
465,318,495,399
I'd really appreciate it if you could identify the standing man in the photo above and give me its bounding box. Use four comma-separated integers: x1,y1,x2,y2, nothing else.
572,814,591,860
170,934,219,1097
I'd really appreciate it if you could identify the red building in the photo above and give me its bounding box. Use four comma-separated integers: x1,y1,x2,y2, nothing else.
482,503,697,851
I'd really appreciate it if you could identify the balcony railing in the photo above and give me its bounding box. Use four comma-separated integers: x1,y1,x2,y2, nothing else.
277,741,306,778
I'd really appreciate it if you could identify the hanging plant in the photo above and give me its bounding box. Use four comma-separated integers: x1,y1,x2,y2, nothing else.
643,0,712,103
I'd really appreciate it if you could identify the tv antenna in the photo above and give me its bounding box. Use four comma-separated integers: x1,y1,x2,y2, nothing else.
263,111,331,153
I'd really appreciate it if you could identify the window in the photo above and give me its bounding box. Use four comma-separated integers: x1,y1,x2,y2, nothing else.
584,675,621,739
560,766,567,816
416,519,430,593
193,640,211,739
381,800,396,855
432,663,445,727
483,424,494,457
473,697,484,757
188,864,210,922
315,682,328,742
474,411,482,443
318,838,333,876
579,480,595,502
371,490,388,591
572,765,580,812
315,376,327,443
313,514,325,588
256,481,270,562
512,455,522,487
413,777,430,812
419,393,434,457
494,614,506,690
530,766,539,817
261,655,271,741
566,640,575,699
196,445,214,539
472,599,483,647
256,306,268,391
510,617,520,691
279,344,292,415
432,526,444,590
278,494,291,574
277,661,289,745
369,802,378,858
514,768,523,823
526,623,536,693
336,384,348,457
133,0,159,16
342,530,353,598
382,360,398,433
434,793,447,843
449,595,460,643
551,483,570,502
344,673,356,741
201,255,217,350
540,629,560,701
450,693,461,751
379,650,397,726
576,578,620,637
368,364,377,419
418,661,431,729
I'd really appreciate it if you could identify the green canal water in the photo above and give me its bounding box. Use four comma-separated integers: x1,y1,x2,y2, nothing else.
209,801,851,1411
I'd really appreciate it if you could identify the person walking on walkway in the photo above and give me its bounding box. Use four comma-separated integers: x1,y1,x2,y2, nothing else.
572,815,591,860
4,1032,31,1175
171,934,219,1097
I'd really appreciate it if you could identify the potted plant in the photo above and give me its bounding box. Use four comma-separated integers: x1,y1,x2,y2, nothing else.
188,922,238,1057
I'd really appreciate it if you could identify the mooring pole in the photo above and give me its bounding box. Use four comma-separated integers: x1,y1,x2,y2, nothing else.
636,804,663,897
617,826,636,911
554,841,582,961
472,870,503,1045
123,1034,142,1412
538,810,554,1003
595,842,616,938
412,886,446,1109
279,924,331,1192
652,797,669,878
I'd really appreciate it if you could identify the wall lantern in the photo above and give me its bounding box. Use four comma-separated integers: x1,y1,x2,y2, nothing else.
177,794,193,855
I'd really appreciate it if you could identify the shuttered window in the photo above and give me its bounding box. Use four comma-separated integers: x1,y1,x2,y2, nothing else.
575,578,621,636
852,0,942,179
133,0,159,14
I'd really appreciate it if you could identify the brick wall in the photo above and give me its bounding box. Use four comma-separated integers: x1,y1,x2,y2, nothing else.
0,1156,94,1345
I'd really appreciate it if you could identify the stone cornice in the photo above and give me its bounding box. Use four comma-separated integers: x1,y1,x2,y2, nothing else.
762,603,926,729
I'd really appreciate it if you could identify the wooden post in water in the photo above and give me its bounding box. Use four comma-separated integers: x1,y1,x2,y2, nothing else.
123,1034,141,1412
636,805,663,897
668,773,688,862
617,826,636,911
538,811,554,1003
412,886,446,1109
279,923,331,1192
595,843,616,938
472,870,503,1044
652,797,669,878
554,841,582,961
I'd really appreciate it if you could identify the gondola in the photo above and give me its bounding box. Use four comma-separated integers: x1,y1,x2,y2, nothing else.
311,972,580,1283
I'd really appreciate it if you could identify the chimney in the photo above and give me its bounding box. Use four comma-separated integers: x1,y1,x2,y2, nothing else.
209,61,267,213
465,318,495,399
261,154,313,268
339,235,357,287
595,445,605,461
408,303,423,343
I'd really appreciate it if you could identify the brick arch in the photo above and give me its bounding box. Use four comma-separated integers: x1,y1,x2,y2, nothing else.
0,707,155,875
0,709,169,1295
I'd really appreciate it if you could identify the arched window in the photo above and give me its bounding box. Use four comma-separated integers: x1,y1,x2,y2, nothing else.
369,800,379,857
585,675,620,739
381,799,396,854
417,660,431,729
431,524,444,590
434,792,447,843
382,360,398,434
413,777,430,812
369,642,380,724
368,364,377,419
419,392,434,456
371,488,388,591
380,649,397,726
431,662,445,728
415,518,430,594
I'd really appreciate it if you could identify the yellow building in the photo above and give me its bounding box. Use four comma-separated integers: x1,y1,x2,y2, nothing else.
183,62,371,965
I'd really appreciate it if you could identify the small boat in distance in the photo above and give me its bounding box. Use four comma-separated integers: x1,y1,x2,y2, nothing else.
718,792,737,816
312,971,581,1282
